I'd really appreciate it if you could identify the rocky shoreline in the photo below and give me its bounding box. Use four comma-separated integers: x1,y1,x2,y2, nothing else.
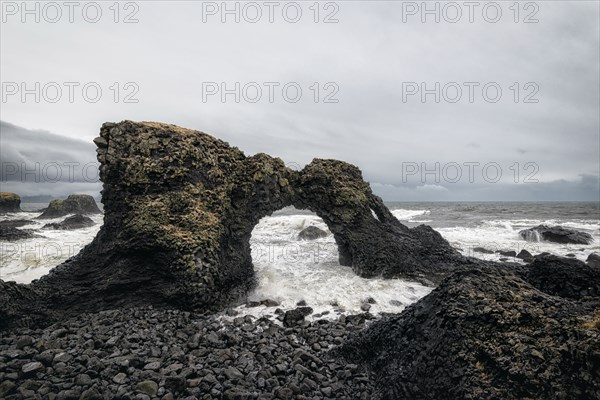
0,307,377,400
1,121,599,399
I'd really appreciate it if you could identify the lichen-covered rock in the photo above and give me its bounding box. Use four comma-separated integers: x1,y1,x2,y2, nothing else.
339,265,600,400
298,225,328,240
36,194,101,219
0,121,471,329
42,214,95,230
0,192,21,213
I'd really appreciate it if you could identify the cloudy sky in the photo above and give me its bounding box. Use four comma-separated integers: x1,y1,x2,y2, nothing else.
1,1,599,201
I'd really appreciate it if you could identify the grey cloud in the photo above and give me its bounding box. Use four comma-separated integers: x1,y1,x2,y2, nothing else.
1,1,598,201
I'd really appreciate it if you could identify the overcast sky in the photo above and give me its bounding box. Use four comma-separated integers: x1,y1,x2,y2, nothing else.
1,1,599,201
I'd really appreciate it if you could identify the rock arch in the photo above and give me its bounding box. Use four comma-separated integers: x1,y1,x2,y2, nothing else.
0,121,471,329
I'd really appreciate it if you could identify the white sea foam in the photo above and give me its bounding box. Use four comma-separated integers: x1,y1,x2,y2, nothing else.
234,213,433,319
0,212,103,283
391,209,430,222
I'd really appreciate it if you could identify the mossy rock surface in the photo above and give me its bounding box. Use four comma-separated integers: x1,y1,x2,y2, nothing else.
0,192,21,213
1,121,470,329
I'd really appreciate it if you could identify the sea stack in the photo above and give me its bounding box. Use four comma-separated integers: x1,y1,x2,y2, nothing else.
0,192,22,213
36,194,101,219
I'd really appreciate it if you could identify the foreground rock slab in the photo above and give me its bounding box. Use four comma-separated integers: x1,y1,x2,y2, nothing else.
339,256,600,400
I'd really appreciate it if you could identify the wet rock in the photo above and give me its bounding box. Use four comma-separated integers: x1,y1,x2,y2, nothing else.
497,250,517,257
0,192,22,213
0,226,40,241
519,225,593,245
0,219,34,228
42,214,95,230
283,307,313,327
298,225,328,240
587,253,600,268
36,194,101,219
473,247,494,254
516,249,534,262
360,303,371,312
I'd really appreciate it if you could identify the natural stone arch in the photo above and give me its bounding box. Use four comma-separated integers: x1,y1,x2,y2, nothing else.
0,121,471,329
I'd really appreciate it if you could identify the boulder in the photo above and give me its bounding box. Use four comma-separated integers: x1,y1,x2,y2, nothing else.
283,307,313,327
0,219,34,228
516,249,533,262
42,214,95,230
587,253,600,268
0,226,40,241
298,225,328,240
519,225,593,245
521,254,600,299
496,250,517,257
339,261,600,400
0,192,21,213
36,195,101,219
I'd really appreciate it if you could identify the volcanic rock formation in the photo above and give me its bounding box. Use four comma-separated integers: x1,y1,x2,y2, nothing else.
42,214,95,230
0,192,22,213
0,121,472,329
519,225,593,245
36,194,101,219
339,256,600,400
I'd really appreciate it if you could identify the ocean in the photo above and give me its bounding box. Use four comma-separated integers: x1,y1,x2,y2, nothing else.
1,202,598,319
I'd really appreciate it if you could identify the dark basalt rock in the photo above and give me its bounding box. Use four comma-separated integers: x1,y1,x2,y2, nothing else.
0,226,41,241
0,192,21,213
521,254,600,299
473,247,494,254
0,121,472,329
283,306,313,327
519,225,593,245
339,264,600,400
298,225,328,240
588,253,600,268
36,194,101,219
42,214,95,230
0,219,34,228
496,250,517,257
516,249,534,262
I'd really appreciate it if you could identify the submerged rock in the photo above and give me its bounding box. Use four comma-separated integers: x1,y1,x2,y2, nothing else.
339,261,600,400
0,226,41,241
1,121,471,329
519,225,593,245
36,194,101,219
516,249,533,262
298,225,328,240
0,219,34,228
42,214,95,230
0,192,21,213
